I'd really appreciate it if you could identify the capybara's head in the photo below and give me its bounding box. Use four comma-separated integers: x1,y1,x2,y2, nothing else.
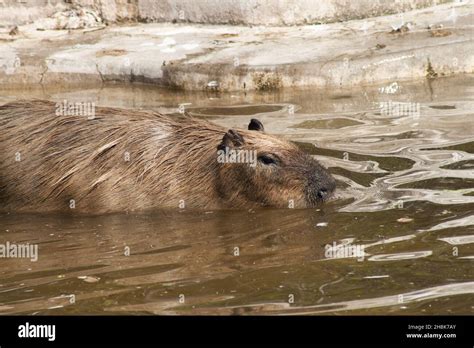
215,119,336,208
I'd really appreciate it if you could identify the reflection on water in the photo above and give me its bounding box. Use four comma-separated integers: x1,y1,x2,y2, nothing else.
0,75,473,315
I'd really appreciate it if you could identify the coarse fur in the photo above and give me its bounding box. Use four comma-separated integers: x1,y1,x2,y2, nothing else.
0,100,335,213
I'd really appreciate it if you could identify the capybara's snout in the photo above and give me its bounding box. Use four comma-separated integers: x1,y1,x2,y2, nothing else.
304,161,337,206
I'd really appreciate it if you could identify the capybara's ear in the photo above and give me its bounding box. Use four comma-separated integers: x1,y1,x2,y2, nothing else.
248,118,264,132
218,129,245,151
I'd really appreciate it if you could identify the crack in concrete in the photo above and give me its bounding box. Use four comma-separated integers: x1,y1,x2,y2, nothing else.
39,62,49,86
95,62,105,85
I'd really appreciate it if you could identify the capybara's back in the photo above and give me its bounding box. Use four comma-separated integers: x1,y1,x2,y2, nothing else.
0,100,335,213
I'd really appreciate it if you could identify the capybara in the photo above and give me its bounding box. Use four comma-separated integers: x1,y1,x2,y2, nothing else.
0,100,336,213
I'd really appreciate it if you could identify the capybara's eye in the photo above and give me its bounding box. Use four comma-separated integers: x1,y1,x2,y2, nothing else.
258,154,279,166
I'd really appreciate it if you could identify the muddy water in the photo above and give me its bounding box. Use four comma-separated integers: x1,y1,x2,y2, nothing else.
0,76,473,315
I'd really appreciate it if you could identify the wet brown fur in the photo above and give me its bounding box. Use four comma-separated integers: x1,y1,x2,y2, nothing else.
0,100,335,213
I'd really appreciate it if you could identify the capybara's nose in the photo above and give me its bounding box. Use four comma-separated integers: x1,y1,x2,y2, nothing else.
317,188,329,199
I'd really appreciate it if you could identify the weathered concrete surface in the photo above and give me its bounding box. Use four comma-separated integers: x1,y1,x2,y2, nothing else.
0,0,453,27
0,1,472,91
0,0,66,27
72,0,453,26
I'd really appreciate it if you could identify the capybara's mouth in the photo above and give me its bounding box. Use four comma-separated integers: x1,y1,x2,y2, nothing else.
305,190,336,207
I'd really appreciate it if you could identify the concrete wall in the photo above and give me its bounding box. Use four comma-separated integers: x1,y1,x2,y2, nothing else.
1,0,453,27
0,0,66,27
72,0,138,23
130,0,453,25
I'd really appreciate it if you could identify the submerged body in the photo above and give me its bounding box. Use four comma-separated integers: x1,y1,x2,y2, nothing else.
0,100,335,213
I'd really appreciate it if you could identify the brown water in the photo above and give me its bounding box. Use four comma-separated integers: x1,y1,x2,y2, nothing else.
0,76,473,315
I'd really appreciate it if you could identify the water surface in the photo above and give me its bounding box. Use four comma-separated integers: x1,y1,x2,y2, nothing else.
0,75,473,315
